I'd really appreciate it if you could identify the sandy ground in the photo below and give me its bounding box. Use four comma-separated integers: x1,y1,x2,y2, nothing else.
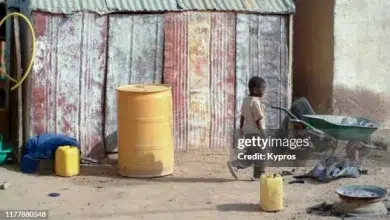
0,149,389,220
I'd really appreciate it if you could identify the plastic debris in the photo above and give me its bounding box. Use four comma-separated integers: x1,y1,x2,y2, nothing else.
0,181,11,190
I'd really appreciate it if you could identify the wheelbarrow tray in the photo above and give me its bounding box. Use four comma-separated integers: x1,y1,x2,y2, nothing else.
302,115,379,141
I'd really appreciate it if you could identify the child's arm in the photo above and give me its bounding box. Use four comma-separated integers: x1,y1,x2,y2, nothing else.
239,116,245,136
252,101,266,137
255,119,266,138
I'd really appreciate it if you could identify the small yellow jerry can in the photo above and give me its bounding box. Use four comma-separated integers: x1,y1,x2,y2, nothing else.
260,173,284,212
55,146,80,177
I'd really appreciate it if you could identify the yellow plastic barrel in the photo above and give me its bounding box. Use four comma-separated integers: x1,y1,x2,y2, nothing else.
260,173,284,212
117,84,174,178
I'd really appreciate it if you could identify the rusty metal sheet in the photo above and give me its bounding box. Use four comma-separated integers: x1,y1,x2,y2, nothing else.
235,14,290,129
107,0,179,12
163,12,189,150
21,0,178,14
21,0,107,14
210,13,236,149
29,12,107,159
20,0,294,14
187,12,211,149
177,0,295,14
164,12,236,150
105,14,164,152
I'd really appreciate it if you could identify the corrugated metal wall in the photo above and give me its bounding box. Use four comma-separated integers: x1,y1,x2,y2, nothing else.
236,14,290,129
164,12,236,150
27,11,290,158
30,12,108,159
105,14,164,152
178,0,295,13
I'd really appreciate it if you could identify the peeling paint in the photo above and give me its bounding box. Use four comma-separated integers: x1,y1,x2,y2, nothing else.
164,12,236,150
187,12,211,149
210,13,236,149
19,0,295,14
104,14,164,152
27,10,290,156
236,14,290,129
163,12,189,150
178,0,295,13
29,12,107,159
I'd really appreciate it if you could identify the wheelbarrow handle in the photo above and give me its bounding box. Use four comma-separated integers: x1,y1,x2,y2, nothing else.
271,106,325,136
271,106,299,120
289,119,325,136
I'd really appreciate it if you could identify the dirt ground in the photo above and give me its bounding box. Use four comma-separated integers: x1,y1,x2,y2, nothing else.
0,149,389,220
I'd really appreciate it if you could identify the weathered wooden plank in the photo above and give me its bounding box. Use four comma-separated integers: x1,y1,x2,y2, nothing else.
105,14,164,152
210,12,236,148
30,12,107,159
187,12,211,149
163,12,189,150
236,14,288,130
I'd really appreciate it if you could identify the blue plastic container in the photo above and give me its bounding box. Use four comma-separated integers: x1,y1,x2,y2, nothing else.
20,155,40,173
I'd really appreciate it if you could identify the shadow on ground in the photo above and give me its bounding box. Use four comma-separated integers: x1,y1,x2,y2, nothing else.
77,164,235,183
216,203,260,212
1,164,20,173
3,162,322,185
145,176,235,183
306,202,352,218
77,203,261,218
82,207,214,218
1,162,235,186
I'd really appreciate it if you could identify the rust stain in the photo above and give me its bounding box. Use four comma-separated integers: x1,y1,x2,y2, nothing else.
104,14,164,152
210,13,236,149
235,14,290,129
28,12,108,159
164,12,236,150
188,12,211,149
163,12,189,150
30,87,46,134
32,12,48,37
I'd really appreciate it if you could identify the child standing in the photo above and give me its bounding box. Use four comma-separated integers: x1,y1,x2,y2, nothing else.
227,76,267,181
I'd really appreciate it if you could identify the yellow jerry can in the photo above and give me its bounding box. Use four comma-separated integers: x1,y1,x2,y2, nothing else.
260,173,284,212
55,146,80,177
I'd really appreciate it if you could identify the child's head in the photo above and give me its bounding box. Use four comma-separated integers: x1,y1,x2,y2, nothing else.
248,76,266,97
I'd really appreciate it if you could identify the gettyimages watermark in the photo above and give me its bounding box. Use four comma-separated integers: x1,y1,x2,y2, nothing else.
230,129,390,167
237,135,311,150
236,135,311,161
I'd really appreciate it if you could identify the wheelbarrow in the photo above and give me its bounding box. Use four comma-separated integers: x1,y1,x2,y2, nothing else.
271,106,380,161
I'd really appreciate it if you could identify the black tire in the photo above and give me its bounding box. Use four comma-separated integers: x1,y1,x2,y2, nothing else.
290,97,315,119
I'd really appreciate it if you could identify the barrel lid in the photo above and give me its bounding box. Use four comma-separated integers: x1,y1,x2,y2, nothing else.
117,84,171,93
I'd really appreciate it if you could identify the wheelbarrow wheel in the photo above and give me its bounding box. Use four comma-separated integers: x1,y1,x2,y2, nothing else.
290,97,315,120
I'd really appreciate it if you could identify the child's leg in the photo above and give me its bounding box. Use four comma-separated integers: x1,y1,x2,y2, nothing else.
227,134,256,178
227,147,255,179
253,166,265,177
252,148,266,179
252,132,268,180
